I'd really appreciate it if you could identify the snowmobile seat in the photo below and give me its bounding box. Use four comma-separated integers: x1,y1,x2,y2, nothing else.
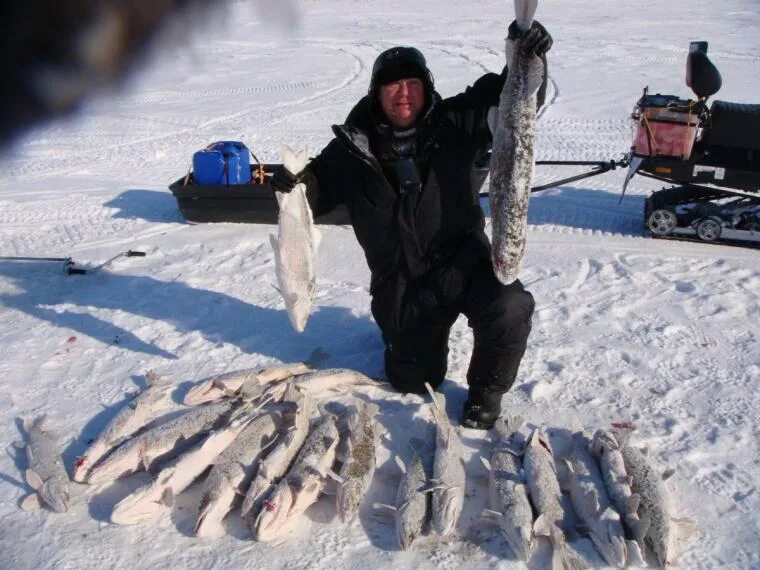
702,101,760,151
686,46,722,99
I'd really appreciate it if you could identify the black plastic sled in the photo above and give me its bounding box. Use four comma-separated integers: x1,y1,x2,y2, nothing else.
169,163,350,225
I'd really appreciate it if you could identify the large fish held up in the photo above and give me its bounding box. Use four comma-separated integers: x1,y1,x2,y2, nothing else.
489,0,544,285
270,145,320,332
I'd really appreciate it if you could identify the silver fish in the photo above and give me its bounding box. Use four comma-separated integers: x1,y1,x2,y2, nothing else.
590,429,646,547
482,415,533,561
270,145,320,332
194,411,280,537
524,427,584,570
619,440,681,567
425,384,465,537
253,413,339,541
87,400,234,484
111,405,258,525
183,362,310,406
241,386,315,530
565,426,627,567
73,370,174,483
488,0,545,285
336,402,383,522
287,368,379,396
19,416,70,513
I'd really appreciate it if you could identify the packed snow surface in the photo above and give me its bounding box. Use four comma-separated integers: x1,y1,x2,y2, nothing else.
0,0,758,568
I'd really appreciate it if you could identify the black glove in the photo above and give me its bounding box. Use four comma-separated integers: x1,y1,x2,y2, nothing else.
508,20,553,57
270,165,299,193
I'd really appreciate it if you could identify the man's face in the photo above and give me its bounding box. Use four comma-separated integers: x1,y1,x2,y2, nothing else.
379,78,425,129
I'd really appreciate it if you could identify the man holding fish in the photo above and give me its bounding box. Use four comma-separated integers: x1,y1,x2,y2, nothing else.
271,14,552,430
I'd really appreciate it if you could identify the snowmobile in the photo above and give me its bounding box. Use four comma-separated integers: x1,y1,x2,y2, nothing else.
624,41,760,246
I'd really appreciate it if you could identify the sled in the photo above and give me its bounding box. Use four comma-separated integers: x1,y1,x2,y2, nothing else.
169,163,350,225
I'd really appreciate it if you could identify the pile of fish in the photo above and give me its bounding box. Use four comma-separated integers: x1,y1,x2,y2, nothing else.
17,366,693,568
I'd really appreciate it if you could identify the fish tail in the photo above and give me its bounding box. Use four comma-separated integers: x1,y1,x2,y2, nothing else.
514,0,538,32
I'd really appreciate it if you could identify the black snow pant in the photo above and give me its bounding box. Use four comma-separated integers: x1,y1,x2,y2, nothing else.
370,243,535,396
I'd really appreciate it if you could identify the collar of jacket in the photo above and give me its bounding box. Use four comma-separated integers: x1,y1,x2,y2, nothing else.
331,91,442,164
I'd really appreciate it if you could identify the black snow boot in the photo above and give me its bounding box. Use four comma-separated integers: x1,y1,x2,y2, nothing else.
461,385,504,430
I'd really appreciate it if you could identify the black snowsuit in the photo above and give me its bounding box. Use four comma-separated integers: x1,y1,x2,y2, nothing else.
301,68,541,395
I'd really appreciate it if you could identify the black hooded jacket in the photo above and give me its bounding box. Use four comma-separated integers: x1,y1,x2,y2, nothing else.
302,64,546,330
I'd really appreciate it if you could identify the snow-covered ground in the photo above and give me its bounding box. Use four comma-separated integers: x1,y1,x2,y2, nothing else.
0,1,758,568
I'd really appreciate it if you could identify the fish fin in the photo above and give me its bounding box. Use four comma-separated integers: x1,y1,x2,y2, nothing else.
144,369,163,387
480,456,492,472
326,469,344,484
25,469,44,491
394,455,407,475
533,513,552,537
20,493,42,512
371,502,397,518
600,506,620,521
162,488,175,507
612,428,632,447
583,488,602,514
672,517,699,538
34,415,49,430
525,52,545,97
504,414,524,434
662,468,675,481
481,508,503,520
628,493,641,514
514,0,538,32
486,106,498,137
12,440,25,449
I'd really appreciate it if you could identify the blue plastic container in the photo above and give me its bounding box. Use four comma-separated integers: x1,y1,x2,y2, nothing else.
193,141,252,185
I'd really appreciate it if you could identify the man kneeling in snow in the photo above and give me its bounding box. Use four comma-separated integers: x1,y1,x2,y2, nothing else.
271,24,552,429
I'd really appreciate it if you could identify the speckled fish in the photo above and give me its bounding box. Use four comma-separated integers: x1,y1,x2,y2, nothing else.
18,416,70,513
110,405,258,525
523,427,584,570
371,435,433,550
183,362,310,406
253,413,339,541
194,411,281,537
482,415,533,561
393,443,431,550
564,425,627,567
590,429,647,547
270,145,320,333
488,0,544,285
241,386,315,531
425,384,465,537
335,402,383,522
87,400,235,484
618,436,690,567
73,370,174,483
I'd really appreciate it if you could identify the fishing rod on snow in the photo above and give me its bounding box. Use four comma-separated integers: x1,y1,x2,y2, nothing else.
0,250,146,275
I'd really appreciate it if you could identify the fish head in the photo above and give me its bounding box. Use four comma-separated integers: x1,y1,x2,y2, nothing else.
336,480,362,523
41,479,69,513
71,455,91,482
500,522,532,562
396,512,422,551
285,287,315,333
433,488,463,536
255,483,294,542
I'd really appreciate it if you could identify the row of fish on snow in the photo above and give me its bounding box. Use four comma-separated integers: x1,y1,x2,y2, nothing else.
17,363,692,567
